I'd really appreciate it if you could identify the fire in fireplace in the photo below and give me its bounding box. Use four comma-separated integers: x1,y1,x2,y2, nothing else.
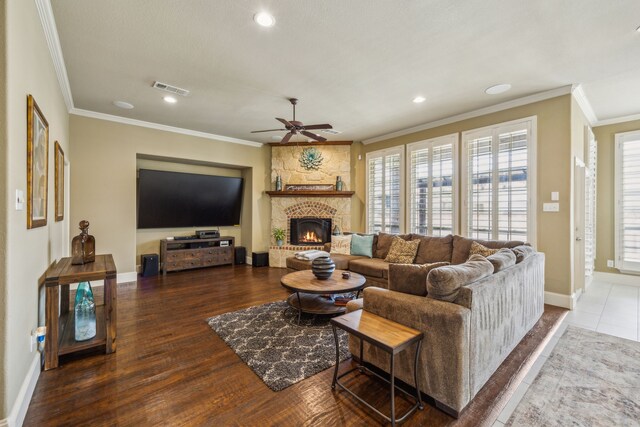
290,218,332,246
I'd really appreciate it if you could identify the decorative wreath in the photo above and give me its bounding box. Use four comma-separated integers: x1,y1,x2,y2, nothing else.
299,147,324,170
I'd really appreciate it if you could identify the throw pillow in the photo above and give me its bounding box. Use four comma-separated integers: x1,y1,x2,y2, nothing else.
486,248,516,273
384,237,420,264
426,254,494,302
388,262,450,296
330,235,352,255
468,241,500,258
351,234,374,258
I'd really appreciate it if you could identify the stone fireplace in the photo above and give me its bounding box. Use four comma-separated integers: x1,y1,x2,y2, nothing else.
268,143,353,267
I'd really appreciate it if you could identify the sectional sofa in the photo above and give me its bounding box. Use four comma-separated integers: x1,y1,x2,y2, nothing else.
286,233,545,417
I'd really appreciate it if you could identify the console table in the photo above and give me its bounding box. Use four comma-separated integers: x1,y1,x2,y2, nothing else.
160,236,235,274
43,254,117,370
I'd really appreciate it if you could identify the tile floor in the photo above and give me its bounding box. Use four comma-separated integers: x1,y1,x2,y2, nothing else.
492,277,640,426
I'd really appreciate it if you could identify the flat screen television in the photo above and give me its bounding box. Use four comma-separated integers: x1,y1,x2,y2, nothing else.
137,169,243,229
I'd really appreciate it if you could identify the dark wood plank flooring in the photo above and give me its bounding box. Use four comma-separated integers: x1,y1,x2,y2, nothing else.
24,265,567,426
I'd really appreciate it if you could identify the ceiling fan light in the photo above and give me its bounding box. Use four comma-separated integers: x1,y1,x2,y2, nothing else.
254,12,275,27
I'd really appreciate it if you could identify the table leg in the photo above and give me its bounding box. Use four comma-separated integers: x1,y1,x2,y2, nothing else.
390,352,396,427
104,275,117,354
45,286,60,370
295,292,302,325
414,340,424,410
358,338,365,373
331,324,340,390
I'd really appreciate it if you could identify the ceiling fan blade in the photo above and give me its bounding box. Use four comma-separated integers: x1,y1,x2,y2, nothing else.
276,117,294,128
250,128,287,133
281,132,293,144
302,124,333,130
301,131,327,142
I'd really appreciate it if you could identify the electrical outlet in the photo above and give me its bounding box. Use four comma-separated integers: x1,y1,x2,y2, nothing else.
607,260,614,268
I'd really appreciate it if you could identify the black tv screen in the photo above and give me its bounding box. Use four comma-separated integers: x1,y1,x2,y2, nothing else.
137,169,243,229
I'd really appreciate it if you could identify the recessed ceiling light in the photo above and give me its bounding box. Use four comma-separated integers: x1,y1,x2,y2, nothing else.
113,100,134,109
485,84,512,95
163,96,177,104
412,96,426,103
254,12,276,27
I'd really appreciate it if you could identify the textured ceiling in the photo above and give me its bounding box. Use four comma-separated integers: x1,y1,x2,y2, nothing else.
51,0,640,143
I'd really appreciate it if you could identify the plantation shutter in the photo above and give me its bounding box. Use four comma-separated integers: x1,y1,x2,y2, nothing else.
585,129,597,276
615,131,640,272
366,147,404,234
408,134,457,236
463,118,535,244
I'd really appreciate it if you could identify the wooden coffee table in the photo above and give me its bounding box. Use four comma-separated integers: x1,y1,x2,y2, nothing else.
280,269,366,325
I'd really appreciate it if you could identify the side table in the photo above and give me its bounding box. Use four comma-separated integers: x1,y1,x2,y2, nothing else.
43,254,117,370
330,309,424,426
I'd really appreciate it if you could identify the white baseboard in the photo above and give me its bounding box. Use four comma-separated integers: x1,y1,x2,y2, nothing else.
246,256,252,265
117,271,138,283
544,291,573,309
0,354,40,427
592,271,640,287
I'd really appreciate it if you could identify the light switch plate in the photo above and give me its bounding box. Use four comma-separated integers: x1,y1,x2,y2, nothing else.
15,189,24,211
543,202,560,212
551,192,559,201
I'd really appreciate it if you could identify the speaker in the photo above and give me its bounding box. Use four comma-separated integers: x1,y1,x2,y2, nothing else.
252,251,269,267
235,246,246,265
141,253,159,277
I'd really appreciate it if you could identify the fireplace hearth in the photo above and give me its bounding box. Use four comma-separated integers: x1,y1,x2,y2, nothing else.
290,218,332,246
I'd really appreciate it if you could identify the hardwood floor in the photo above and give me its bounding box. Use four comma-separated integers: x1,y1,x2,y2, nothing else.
24,265,567,426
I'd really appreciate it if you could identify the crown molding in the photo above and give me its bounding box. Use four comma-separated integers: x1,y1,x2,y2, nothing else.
362,85,573,145
571,84,598,125
35,0,74,111
594,112,640,127
70,108,264,147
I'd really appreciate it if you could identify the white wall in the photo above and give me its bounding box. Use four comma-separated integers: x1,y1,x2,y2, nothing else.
2,0,70,420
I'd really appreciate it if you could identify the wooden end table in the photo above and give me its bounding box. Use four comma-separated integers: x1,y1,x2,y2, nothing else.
280,269,365,325
43,254,117,370
330,310,424,426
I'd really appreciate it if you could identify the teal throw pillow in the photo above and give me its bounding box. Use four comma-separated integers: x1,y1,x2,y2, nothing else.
351,234,374,258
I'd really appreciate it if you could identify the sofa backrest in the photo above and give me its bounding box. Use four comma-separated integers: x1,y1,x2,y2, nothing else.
410,234,454,264
374,233,411,259
451,235,525,265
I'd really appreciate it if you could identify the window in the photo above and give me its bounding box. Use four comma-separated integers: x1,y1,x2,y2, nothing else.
407,134,458,236
615,131,640,273
366,147,404,234
461,117,537,244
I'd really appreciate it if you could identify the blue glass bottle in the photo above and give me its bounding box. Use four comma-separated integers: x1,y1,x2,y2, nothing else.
74,281,96,341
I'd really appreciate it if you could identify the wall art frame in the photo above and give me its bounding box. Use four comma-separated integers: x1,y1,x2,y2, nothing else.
27,94,49,229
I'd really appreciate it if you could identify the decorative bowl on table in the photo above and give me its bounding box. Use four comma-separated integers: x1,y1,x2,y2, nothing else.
311,256,335,280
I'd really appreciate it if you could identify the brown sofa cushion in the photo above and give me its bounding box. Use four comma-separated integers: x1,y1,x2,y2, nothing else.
286,254,365,271
451,235,525,265
427,254,494,302
375,233,411,259
385,237,420,264
486,248,516,272
411,234,453,264
348,257,390,279
388,262,450,296
511,245,535,263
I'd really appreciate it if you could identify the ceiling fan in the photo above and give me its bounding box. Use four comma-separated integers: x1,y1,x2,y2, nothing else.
251,98,333,143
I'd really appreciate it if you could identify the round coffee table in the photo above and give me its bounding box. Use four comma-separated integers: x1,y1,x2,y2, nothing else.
280,269,366,325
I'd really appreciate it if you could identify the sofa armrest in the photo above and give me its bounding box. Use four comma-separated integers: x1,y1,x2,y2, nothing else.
388,262,449,296
362,287,472,411
346,298,363,313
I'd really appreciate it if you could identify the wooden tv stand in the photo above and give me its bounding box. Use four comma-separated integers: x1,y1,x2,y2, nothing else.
160,236,235,274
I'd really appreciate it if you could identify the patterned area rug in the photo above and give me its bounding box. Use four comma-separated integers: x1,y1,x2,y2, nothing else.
207,301,350,391
507,325,640,426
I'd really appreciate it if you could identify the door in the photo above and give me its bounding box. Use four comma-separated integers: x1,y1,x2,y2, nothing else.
573,157,586,299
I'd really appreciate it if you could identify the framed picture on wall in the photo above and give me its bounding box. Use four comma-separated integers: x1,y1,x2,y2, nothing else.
54,141,64,221
27,94,49,229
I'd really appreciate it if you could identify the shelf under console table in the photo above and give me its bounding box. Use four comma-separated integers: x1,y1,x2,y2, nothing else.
160,236,235,274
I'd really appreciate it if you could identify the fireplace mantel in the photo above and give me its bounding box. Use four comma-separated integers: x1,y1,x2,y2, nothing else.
266,191,355,198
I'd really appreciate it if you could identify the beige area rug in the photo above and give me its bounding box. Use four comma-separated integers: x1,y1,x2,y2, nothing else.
506,325,640,426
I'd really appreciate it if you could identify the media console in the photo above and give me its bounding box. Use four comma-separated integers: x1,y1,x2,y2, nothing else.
160,236,235,274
